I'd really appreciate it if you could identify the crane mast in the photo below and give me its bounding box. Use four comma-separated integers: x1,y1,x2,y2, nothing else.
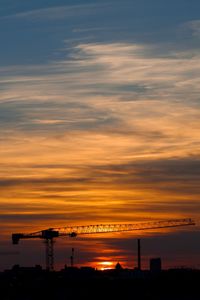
12,218,195,271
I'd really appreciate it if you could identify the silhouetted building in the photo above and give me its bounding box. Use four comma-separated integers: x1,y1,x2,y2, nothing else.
115,262,123,270
150,258,162,272
1,266,200,300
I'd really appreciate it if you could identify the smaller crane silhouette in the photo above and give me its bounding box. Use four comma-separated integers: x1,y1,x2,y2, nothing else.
70,248,74,267
12,218,195,271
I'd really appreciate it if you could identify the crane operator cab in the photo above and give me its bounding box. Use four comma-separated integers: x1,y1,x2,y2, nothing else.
41,229,59,239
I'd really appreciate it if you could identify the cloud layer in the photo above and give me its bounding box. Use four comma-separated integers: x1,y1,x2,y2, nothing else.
1,1,200,270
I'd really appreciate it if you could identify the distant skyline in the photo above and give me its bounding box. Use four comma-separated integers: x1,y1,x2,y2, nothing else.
0,0,200,271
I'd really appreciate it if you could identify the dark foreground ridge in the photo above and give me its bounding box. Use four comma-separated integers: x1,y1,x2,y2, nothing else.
1,265,200,300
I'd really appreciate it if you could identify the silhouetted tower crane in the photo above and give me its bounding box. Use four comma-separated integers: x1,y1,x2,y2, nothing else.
12,218,195,271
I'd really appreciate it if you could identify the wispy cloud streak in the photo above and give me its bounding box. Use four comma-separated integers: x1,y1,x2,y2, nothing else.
0,2,113,21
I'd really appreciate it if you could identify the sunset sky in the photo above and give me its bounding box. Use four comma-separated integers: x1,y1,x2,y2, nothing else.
1,0,200,271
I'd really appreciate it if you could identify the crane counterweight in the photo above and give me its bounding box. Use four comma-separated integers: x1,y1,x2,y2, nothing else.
12,234,24,245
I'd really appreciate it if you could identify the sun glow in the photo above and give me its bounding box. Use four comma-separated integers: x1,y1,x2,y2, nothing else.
97,261,114,270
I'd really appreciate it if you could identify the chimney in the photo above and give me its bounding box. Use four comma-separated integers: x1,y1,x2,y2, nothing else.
137,239,141,270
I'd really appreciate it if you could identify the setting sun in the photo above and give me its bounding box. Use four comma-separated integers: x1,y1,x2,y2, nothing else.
97,261,114,270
